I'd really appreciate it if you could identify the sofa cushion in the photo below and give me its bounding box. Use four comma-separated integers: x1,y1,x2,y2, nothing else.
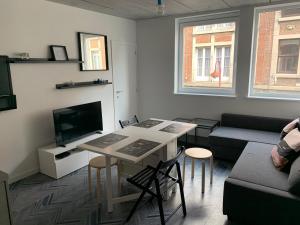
271,128,300,169
209,127,281,145
289,156,300,195
229,142,289,191
281,118,299,139
223,177,300,225
221,113,291,132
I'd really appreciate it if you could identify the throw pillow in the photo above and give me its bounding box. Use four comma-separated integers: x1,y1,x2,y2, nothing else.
271,128,300,170
288,156,300,195
281,118,299,139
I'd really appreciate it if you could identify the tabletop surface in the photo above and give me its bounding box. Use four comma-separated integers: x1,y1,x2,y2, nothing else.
185,147,212,159
193,118,219,128
79,118,197,163
173,117,219,128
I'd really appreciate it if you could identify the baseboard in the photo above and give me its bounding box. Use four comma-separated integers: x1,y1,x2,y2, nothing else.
8,167,39,184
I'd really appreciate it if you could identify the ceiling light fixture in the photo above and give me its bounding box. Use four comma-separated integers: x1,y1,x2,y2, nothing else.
156,0,166,15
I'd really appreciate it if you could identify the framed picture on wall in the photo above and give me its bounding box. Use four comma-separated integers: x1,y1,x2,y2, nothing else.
78,32,109,71
50,45,69,61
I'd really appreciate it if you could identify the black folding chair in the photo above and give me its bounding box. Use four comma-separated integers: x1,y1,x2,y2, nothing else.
119,115,139,128
125,146,187,225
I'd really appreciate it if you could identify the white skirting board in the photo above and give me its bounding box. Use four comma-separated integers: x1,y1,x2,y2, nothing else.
8,168,40,184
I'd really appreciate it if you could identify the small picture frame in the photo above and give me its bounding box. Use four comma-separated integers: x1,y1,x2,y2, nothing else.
49,45,69,61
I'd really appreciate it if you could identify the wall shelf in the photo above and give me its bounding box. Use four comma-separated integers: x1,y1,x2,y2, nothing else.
56,80,112,89
8,58,83,64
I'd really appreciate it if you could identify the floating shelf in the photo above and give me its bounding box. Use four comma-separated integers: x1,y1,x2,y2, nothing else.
56,81,112,89
8,58,83,64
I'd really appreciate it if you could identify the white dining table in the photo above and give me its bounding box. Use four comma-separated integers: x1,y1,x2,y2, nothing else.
78,118,197,213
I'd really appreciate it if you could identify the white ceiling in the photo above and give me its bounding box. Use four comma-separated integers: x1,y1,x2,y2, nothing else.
47,0,284,20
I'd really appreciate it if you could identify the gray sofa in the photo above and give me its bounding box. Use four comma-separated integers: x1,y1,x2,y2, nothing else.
209,114,300,225
209,113,290,161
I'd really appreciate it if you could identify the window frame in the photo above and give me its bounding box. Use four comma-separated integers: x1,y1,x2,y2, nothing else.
174,11,240,97
248,2,300,101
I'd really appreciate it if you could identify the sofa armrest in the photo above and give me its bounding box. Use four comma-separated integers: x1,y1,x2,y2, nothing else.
223,177,300,225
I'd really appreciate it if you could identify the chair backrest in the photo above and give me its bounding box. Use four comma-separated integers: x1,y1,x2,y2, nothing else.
119,115,139,128
159,146,185,170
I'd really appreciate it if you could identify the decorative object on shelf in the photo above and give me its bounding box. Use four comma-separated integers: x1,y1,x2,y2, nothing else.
0,56,17,112
50,45,69,61
13,52,30,59
78,32,109,71
56,79,111,89
156,0,165,15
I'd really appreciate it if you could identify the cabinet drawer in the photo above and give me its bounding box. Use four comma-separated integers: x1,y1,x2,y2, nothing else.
55,151,89,178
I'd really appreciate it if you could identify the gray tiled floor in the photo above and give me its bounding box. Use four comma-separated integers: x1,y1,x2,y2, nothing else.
9,158,238,225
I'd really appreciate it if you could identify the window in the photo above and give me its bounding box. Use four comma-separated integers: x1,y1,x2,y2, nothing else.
249,3,300,100
282,8,300,17
196,47,210,81
214,46,231,79
91,50,101,70
174,11,239,96
277,39,299,74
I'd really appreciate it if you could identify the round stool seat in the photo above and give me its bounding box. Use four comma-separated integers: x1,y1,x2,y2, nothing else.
185,148,212,159
89,156,118,169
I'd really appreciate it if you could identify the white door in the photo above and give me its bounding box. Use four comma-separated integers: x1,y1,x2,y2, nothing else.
111,41,138,129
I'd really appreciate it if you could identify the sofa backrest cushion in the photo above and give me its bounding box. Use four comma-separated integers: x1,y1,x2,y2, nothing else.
288,156,300,195
221,113,291,132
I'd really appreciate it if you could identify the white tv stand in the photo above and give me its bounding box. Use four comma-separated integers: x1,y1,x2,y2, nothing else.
38,133,105,179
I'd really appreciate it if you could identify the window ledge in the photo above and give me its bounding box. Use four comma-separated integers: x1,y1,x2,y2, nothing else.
247,95,300,102
278,16,300,22
275,73,300,78
174,92,236,98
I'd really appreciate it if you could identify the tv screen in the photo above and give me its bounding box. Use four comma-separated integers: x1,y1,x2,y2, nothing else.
53,101,103,146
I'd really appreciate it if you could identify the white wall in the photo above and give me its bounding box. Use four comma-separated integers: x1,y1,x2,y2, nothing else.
137,6,300,121
0,0,136,182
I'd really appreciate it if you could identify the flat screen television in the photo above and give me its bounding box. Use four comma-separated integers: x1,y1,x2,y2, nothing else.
53,101,103,146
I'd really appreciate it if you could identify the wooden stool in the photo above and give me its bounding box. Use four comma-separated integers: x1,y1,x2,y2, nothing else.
182,148,213,193
88,156,119,203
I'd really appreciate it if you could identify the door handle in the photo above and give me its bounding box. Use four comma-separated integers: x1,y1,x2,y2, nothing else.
116,90,123,94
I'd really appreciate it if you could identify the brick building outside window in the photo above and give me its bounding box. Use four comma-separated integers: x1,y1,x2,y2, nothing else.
182,22,236,88
250,4,300,98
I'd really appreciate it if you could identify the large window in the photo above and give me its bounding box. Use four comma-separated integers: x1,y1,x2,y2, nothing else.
174,12,239,96
249,3,300,100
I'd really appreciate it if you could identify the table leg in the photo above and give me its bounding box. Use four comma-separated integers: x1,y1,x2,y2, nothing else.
117,161,121,194
105,155,113,213
210,156,213,185
202,160,205,194
97,169,101,203
185,133,188,147
191,159,195,179
182,156,186,185
166,140,178,197
88,165,92,193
